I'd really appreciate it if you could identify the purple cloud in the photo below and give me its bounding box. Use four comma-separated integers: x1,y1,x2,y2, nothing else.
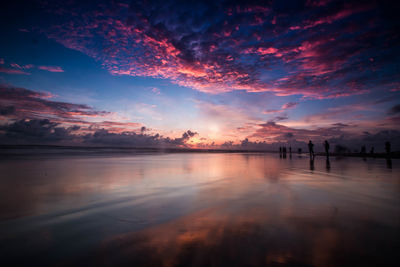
0,119,199,148
0,84,108,121
0,66,30,75
38,66,64,72
31,0,399,98
281,102,298,110
0,84,199,147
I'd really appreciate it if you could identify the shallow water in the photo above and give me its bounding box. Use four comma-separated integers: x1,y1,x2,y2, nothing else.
0,153,399,266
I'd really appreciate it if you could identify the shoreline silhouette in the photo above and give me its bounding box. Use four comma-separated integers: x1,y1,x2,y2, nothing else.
0,144,399,158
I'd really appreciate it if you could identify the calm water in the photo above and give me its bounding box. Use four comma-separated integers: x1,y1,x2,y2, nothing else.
0,153,399,266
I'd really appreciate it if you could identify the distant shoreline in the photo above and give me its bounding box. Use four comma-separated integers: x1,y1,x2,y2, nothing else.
1,144,399,159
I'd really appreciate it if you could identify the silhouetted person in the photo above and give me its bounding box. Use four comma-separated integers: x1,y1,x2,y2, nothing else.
289,146,292,158
324,140,330,159
308,140,314,160
279,146,282,158
370,146,374,155
283,146,287,158
385,141,391,157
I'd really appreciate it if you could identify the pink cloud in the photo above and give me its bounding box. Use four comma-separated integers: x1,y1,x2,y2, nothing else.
257,47,278,55
151,87,161,95
9,63,35,70
281,102,298,109
10,63,22,69
0,67,30,75
243,47,280,57
290,4,372,30
249,121,351,144
38,66,64,72
263,109,282,114
263,102,298,115
302,104,370,123
0,84,158,136
0,84,109,122
306,0,332,7
38,0,394,99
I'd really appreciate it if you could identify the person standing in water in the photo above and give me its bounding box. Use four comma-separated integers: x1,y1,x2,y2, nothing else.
308,140,314,160
324,140,330,159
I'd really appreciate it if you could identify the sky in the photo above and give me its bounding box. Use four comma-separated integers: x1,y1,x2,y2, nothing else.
0,0,399,151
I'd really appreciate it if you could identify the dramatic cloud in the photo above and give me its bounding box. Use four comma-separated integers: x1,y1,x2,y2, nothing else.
0,119,79,144
251,121,346,143
0,83,397,150
0,84,198,147
216,121,400,152
26,0,398,98
0,84,109,122
1,1,399,150
82,128,197,147
0,84,149,133
302,104,369,125
0,119,199,147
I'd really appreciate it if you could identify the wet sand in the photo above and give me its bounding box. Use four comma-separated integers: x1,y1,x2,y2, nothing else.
0,153,399,266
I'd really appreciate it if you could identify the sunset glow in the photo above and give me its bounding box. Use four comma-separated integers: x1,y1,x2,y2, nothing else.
1,2,399,266
0,0,399,151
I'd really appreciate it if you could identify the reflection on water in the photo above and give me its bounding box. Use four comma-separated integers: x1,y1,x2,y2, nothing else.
0,153,399,266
